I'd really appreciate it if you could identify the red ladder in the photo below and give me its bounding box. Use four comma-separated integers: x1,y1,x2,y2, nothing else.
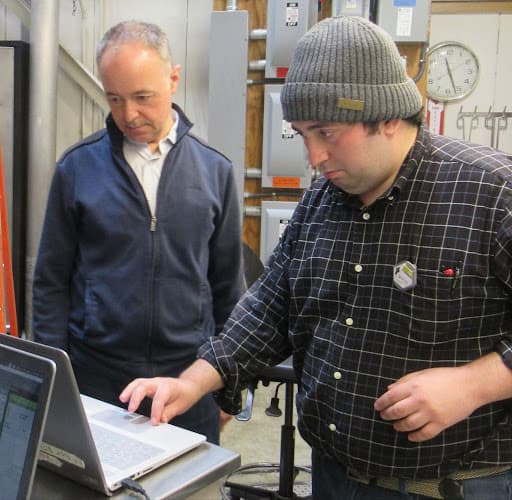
0,146,18,336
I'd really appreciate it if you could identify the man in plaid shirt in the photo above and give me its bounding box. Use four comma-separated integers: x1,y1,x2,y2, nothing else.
121,17,512,500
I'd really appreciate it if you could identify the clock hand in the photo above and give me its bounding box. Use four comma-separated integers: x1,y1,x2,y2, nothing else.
449,60,466,73
444,57,457,93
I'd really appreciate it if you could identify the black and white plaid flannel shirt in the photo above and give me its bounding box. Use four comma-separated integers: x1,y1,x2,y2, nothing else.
200,126,512,479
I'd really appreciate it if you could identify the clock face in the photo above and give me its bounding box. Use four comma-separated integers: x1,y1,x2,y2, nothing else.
427,42,479,102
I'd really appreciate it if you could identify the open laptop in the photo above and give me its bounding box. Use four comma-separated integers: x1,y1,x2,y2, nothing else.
0,334,206,496
0,343,55,500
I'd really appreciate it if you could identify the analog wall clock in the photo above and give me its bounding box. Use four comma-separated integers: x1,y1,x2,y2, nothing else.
427,41,479,102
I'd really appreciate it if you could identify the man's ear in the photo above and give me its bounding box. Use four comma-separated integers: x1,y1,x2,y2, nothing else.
382,118,402,137
169,64,181,94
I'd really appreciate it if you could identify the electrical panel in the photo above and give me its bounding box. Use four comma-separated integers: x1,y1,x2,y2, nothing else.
375,0,431,42
260,201,298,265
332,0,372,18
265,0,318,78
208,10,249,218
261,84,311,189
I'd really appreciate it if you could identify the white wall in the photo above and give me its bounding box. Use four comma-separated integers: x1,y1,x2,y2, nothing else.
430,13,512,153
0,3,25,39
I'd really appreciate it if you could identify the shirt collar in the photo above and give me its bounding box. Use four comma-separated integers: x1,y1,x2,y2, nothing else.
124,110,179,158
391,125,430,200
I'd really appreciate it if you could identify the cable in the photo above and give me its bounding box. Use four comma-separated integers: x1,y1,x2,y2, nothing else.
413,42,428,83
265,382,284,417
220,463,312,500
121,478,151,500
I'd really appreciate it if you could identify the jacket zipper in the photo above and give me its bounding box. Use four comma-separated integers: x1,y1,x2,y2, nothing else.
146,215,157,361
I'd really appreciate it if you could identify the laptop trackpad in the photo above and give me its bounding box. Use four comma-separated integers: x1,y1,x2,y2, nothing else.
91,409,149,434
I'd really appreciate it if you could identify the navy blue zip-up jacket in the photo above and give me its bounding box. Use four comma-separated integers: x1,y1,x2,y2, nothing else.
33,105,244,378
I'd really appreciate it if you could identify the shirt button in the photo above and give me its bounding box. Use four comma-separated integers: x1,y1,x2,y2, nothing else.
328,423,337,432
362,212,370,221
388,195,394,201
345,317,354,326
354,264,363,273
333,371,342,380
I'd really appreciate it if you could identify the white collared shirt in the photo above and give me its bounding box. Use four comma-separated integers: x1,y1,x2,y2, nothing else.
123,112,179,215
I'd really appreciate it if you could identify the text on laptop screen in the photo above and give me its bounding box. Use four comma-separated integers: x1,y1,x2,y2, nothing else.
0,362,43,499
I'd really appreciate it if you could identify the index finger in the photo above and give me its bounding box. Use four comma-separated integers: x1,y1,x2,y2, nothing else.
119,378,158,414
374,382,411,412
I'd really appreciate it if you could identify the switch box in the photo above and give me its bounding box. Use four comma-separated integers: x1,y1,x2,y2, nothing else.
260,201,298,265
261,84,311,189
375,0,431,42
332,0,371,18
265,0,318,78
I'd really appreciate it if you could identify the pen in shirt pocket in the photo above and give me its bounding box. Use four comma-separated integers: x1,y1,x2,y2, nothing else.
440,262,462,292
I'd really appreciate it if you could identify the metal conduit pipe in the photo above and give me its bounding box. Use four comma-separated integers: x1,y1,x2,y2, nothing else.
26,0,59,336
226,0,238,11
250,29,267,40
244,206,262,217
244,191,304,199
247,78,285,86
245,168,262,179
249,59,266,72
413,43,428,83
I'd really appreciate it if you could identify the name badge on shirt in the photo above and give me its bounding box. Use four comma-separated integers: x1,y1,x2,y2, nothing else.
393,260,417,291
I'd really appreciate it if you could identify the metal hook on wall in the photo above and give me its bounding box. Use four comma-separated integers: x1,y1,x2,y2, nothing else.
496,106,509,150
456,106,466,140
468,105,479,142
484,106,496,148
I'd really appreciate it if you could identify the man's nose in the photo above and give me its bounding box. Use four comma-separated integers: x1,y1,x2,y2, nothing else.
123,101,139,122
306,141,329,169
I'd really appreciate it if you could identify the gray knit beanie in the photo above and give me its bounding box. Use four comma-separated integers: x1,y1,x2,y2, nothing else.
281,16,423,123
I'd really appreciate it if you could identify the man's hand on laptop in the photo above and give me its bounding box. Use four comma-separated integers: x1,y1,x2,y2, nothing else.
119,377,203,425
119,359,224,425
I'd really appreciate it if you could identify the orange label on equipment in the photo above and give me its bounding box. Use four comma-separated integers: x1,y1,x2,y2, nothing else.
272,177,300,188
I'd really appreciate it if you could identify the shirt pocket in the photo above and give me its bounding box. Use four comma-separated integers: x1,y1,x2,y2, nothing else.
83,279,106,336
401,268,462,344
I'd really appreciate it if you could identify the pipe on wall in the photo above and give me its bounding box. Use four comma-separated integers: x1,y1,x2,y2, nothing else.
25,0,59,337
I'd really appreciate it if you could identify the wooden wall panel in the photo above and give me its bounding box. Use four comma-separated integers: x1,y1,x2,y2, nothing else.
432,1,512,14
243,1,267,254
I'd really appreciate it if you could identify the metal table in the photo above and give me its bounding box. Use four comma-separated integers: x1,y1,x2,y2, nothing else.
31,441,240,499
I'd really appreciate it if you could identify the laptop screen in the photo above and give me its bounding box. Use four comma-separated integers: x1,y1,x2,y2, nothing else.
0,344,55,500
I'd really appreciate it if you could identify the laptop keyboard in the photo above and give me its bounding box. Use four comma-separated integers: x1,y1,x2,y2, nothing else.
89,422,165,470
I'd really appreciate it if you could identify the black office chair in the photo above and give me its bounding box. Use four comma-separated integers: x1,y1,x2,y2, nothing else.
221,358,312,500
243,243,265,289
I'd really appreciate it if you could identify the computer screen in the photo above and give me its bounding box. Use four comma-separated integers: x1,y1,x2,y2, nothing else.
0,344,55,500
